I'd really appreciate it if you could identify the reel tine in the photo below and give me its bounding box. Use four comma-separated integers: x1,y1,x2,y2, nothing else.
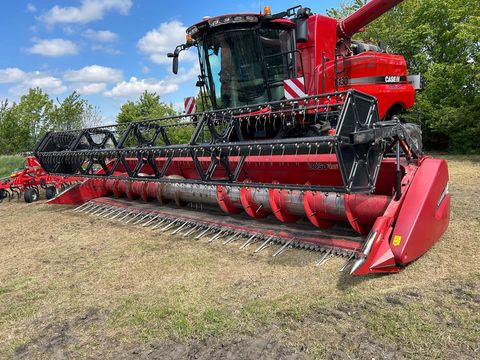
90,205,105,215
161,219,178,232
183,224,199,237
142,215,159,227
125,212,142,224
171,221,189,235
96,206,112,216
223,232,240,245
118,210,133,221
207,230,224,243
79,202,95,212
134,213,151,225
74,202,89,212
84,204,99,214
315,249,332,267
151,218,168,230
111,208,127,220
254,236,274,253
240,234,256,249
103,208,119,218
339,252,356,272
272,239,293,257
195,227,211,240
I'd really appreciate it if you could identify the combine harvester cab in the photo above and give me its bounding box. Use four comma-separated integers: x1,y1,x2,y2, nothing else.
33,0,450,274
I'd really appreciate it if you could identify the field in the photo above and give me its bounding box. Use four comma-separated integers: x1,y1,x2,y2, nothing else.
0,155,479,359
0,155,25,178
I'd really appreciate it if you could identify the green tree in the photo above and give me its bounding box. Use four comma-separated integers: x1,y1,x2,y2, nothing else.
50,91,85,131
13,88,54,152
328,0,480,153
116,91,177,125
0,89,101,154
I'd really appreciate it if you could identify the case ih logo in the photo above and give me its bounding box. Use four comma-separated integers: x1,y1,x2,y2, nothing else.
385,75,401,83
184,97,196,115
283,77,306,99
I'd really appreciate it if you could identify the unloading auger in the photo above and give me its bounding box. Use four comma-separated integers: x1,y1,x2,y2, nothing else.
34,0,450,274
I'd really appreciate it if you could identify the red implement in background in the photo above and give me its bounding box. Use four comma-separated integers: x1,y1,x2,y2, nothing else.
0,156,80,203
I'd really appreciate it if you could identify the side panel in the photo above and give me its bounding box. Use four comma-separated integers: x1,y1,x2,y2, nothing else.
390,158,450,265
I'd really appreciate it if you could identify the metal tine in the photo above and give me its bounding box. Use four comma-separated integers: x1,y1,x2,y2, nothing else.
207,229,225,243
254,236,274,253
84,204,100,214
118,210,134,221
151,218,168,230
78,202,96,213
171,221,189,235
315,249,333,267
223,232,241,245
160,219,179,232
125,212,142,224
103,207,120,218
133,213,151,225
195,227,212,240
111,208,128,220
90,205,106,215
240,234,257,249
339,252,356,272
73,202,90,212
142,215,159,227
182,224,199,237
272,239,293,257
96,206,113,216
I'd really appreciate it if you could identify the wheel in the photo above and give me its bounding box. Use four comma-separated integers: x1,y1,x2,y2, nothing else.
24,188,39,203
45,186,57,200
0,189,5,202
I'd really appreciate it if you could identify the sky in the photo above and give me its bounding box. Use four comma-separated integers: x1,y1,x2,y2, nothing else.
0,0,340,124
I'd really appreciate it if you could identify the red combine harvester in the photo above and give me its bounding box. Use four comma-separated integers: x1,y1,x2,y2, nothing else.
0,156,80,203
34,0,450,275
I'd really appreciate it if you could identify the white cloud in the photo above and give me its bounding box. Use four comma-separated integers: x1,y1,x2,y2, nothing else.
26,3,37,13
75,82,108,95
40,0,132,25
0,68,27,83
8,71,67,96
28,38,78,57
137,20,197,65
83,29,118,42
64,65,123,83
104,77,179,98
92,44,121,55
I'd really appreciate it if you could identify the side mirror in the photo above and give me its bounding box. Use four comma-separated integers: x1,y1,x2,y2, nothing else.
295,18,308,43
172,57,179,74
167,47,182,74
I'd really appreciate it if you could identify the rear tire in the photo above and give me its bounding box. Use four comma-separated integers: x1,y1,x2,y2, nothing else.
24,188,39,203
0,189,5,202
45,186,57,200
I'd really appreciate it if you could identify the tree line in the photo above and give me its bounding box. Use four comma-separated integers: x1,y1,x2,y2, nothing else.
0,88,102,154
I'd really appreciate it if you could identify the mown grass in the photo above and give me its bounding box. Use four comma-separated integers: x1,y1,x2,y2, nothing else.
0,155,478,359
0,155,25,178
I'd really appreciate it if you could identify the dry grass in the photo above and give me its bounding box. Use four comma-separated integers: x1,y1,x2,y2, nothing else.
0,155,478,359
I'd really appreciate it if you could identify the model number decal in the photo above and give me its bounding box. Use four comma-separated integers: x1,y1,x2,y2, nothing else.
308,163,339,170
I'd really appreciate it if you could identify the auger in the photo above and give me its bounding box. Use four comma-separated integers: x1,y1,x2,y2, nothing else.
34,0,450,274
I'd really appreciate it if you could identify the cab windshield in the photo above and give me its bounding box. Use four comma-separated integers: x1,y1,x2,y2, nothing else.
199,26,294,109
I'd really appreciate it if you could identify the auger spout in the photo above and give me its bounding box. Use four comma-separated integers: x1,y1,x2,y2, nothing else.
337,0,404,39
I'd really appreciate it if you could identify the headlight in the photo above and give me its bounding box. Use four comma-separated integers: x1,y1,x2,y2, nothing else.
208,15,258,27
186,25,199,36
